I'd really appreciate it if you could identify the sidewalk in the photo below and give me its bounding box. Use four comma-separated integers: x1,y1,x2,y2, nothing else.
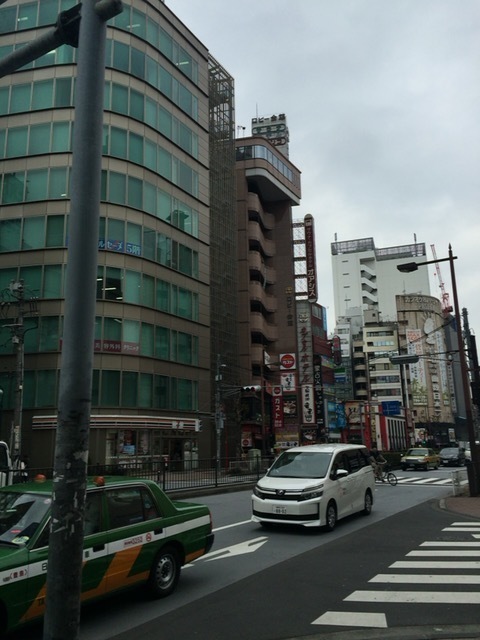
441,494,480,519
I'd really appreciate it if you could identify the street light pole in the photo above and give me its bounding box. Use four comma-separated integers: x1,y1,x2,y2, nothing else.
397,245,480,495
447,244,479,495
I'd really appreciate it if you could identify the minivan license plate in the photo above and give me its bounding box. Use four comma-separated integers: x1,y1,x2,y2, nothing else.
274,505,287,515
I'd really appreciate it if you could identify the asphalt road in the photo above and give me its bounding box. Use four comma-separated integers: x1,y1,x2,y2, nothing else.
12,469,479,640
103,494,480,640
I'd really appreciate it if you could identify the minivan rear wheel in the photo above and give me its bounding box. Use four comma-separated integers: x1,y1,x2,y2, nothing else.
324,501,337,532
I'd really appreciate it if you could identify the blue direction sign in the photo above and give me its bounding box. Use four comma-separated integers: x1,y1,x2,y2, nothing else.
381,401,401,416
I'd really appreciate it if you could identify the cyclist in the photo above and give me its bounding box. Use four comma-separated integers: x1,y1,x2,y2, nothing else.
369,445,387,481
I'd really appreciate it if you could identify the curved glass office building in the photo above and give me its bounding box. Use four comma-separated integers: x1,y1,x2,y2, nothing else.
0,0,211,468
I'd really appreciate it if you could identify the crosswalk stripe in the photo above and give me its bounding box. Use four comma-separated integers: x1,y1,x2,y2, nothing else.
370,573,480,584
311,611,387,628
393,476,452,485
443,527,480,532
346,590,480,604
391,560,480,569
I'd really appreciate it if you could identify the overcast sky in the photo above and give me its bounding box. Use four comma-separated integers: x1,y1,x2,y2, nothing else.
167,0,480,336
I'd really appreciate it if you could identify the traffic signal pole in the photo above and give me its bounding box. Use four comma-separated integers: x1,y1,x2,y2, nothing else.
43,2,122,639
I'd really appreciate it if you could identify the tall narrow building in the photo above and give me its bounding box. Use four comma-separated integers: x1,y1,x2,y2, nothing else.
235,120,301,454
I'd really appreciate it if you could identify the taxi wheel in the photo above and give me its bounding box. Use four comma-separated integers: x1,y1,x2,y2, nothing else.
323,501,337,532
148,546,181,598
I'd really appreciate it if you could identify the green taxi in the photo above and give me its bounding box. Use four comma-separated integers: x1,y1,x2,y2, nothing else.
0,476,214,635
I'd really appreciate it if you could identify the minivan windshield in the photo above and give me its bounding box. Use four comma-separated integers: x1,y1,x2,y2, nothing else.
0,492,51,546
267,451,331,479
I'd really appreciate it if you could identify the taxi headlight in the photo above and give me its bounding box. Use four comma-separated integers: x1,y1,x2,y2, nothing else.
299,485,323,501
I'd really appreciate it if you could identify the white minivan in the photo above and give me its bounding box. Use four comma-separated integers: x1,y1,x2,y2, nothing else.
252,443,375,531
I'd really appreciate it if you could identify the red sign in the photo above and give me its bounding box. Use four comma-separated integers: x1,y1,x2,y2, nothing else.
272,394,284,431
280,353,296,369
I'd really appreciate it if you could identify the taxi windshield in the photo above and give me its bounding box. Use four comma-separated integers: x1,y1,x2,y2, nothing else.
0,492,51,546
267,451,331,479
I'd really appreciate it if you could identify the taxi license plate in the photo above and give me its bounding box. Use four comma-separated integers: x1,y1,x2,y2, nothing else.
273,505,287,515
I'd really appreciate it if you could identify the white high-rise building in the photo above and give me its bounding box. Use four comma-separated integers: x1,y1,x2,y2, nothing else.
331,237,431,324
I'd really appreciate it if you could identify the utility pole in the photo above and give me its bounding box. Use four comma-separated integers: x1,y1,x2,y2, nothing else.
0,280,37,460
7,280,25,460
41,2,123,640
215,355,226,472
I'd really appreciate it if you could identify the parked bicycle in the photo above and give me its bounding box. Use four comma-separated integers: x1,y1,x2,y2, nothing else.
375,464,398,486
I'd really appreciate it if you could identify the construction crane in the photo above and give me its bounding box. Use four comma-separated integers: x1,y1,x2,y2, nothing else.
431,244,453,315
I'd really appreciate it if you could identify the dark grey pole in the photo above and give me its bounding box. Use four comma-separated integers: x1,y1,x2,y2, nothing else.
448,244,480,496
0,5,81,79
43,2,122,639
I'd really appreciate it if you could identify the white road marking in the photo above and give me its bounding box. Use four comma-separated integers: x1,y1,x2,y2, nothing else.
443,527,480,532
391,560,480,569
412,478,439,484
408,550,480,556
346,590,480,604
396,477,421,483
451,522,480,526
203,536,268,561
420,541,480,547
370,573,480,584
312,611,387,628
213,520,251,532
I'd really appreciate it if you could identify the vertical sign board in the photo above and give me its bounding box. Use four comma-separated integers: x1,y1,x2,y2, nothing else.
304,214,317,303
301,384,315,424
313,354,324,436
280,371,296,392
272,386,284,432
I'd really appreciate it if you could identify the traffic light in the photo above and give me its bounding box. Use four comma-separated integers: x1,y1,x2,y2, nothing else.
242,385,261,393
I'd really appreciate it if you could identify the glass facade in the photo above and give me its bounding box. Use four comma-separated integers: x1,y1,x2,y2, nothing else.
0,0,211,463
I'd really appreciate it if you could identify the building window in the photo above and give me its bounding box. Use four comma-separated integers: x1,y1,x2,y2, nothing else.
121,371,138,407
101,370,121,407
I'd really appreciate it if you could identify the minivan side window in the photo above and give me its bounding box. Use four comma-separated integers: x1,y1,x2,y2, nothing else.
346,450,361,473
346,449,370,473
333,454,347,474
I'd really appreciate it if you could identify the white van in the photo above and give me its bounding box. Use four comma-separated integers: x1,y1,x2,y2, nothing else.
251,443,375,531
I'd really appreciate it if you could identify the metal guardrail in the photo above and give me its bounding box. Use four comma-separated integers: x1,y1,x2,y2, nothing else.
11,457,271,494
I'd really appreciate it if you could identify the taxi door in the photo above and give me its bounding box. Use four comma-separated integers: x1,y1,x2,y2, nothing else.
103,486,165,595
80,490,109,602
23,491,109,625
